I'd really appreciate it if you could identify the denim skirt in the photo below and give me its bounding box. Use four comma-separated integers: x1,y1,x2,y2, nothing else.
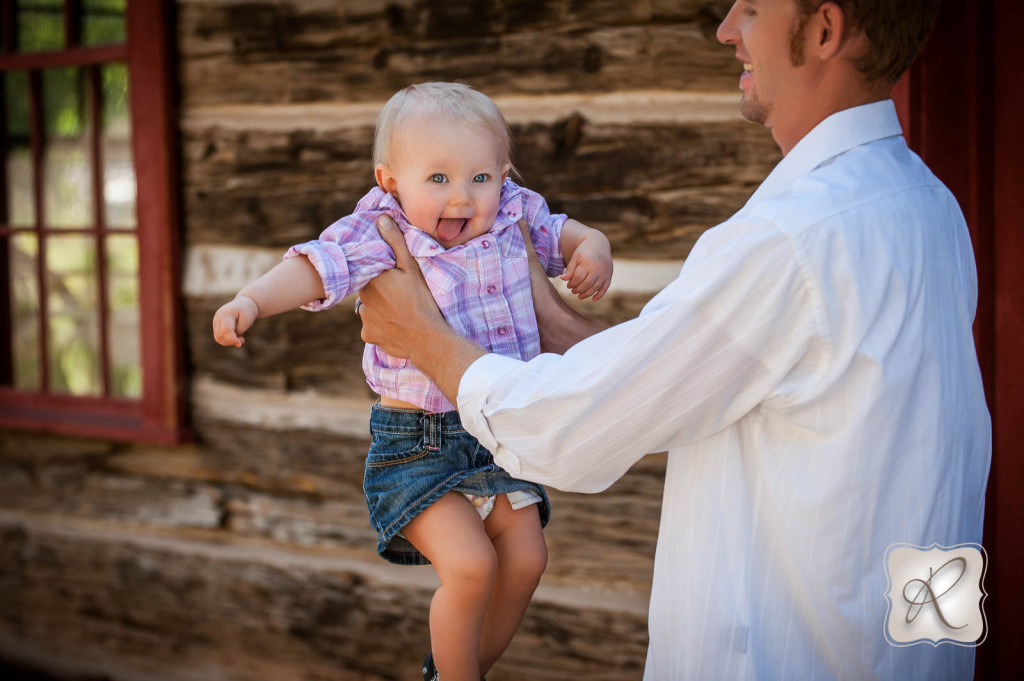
364,404,550,566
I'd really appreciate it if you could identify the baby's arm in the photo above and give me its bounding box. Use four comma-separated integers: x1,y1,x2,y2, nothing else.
212,255,326,347
558,219,613,301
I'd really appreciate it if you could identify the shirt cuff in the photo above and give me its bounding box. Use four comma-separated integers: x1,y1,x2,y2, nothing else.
456,353,526,476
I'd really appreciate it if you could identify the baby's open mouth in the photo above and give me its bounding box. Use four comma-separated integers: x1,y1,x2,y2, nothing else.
436,218,468,243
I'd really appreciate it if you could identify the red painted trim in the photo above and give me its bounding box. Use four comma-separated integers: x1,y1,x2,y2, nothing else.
65,0,82,49
0,224,135,236
28,69,48,393
0,396,183,445
981,0,1024,676
896,4,1024,677
127,0,187,440
0,44,127,70
89,65,112,397
1,1,14,56
0,72,11,384
0,1,187,444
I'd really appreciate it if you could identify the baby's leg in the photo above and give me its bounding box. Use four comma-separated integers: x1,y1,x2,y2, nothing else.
402,492,497,681
478,495,547,675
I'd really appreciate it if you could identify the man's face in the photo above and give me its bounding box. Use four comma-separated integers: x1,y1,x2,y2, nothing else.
716,0,809,128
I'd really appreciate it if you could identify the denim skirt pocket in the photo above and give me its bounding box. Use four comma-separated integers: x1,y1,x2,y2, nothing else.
365,429,426,468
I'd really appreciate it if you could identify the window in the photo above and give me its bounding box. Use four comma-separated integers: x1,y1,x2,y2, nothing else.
0,0,186,442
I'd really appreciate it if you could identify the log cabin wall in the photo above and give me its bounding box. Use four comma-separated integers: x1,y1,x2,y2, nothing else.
1,1,779,679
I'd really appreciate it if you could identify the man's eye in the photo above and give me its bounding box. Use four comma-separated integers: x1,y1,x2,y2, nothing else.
473,173,489,183
430,174,447,183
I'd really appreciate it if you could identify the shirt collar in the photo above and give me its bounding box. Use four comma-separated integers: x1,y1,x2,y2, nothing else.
737,99,904,215
358,188,446,258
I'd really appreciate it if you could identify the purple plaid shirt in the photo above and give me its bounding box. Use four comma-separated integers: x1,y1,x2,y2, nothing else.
284,179,567,412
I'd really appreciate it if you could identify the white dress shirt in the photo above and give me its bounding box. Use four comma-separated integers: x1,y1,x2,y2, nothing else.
458,100,991,680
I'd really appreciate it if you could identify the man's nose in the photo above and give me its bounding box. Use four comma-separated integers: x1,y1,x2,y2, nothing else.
716,2,740,45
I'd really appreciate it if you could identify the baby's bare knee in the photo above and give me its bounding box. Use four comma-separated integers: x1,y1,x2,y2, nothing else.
438,544,498,593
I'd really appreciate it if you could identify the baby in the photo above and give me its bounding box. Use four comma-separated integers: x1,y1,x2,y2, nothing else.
212,82,612,681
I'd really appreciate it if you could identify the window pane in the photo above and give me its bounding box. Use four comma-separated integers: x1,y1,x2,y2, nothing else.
17,0,65,53
4,71,35,228
9,233,41,390
105,233,139,398
43,67,94,229
102,63,134,228
83,0,126,47
47,234,101,396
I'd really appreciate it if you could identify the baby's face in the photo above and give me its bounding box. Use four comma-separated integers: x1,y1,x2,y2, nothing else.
376,115,509,249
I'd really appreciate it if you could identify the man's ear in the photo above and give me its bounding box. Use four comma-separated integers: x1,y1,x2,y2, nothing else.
375,164,399,195
813,1,848,60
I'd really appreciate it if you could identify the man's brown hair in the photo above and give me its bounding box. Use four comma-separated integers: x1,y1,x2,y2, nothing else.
791,0,940,84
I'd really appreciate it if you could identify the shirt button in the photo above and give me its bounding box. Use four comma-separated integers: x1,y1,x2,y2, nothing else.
482,240,490,249
507,210,517,218
487,284,497,294
429,244,438,250
497,326,507,336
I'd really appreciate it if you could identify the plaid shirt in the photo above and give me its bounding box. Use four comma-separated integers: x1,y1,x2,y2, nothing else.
285,179,567,412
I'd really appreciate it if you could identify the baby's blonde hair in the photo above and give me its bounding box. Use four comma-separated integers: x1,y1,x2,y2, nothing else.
372,82,515,175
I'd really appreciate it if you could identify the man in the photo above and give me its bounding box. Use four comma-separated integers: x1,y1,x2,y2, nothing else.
358,1,991,679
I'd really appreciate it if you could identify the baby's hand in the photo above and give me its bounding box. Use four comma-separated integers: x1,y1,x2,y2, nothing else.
560,233,613,301
212,296,260,347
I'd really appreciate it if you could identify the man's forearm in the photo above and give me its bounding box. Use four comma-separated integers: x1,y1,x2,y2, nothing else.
533,280,609,353
407,319,487,406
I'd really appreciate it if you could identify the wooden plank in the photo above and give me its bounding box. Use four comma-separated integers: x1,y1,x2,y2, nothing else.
0,427,663,592
0,508,650,680
178,0,738,105
186,285,655,401
181,117,778,258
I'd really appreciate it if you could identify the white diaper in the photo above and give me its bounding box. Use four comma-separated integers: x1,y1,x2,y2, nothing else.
464,490,544,521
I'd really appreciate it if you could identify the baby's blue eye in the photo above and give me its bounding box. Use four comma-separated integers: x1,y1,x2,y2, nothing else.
430,174,447,183
473,173,489,183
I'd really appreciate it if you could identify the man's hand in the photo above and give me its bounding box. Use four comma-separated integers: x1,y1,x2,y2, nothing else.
359,216,486,404
358,216,445,359
518,219,608,354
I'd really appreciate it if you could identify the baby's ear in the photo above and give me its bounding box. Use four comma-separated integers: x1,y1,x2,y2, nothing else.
375,164,399,195
500,164,510,184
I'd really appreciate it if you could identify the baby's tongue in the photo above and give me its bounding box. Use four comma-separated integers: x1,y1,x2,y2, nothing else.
436,218,465,244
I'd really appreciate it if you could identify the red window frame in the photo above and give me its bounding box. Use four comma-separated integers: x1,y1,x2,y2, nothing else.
0,1,186,443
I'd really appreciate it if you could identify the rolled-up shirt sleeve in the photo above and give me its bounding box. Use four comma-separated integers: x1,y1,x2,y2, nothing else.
284,212,396,310
519,186,568,277
457,217,828,493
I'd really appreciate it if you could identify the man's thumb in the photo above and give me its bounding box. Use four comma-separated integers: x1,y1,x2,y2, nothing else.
376,215,414,268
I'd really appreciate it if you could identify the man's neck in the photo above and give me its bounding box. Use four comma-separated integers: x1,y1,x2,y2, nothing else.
773,79,894,156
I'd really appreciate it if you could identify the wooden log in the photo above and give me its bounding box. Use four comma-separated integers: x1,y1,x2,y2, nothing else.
0,428,663,591
181,117,779,258
0,514,649,680
178,0,738,106
186,289,654,400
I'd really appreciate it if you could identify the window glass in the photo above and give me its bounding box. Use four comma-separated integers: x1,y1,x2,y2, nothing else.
46,234,101,396
105,233,139,397
8,232,41,390
4,71,35,227
17,0,65,53
83,0,127,47
42,67,93,229
101,63,134,227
